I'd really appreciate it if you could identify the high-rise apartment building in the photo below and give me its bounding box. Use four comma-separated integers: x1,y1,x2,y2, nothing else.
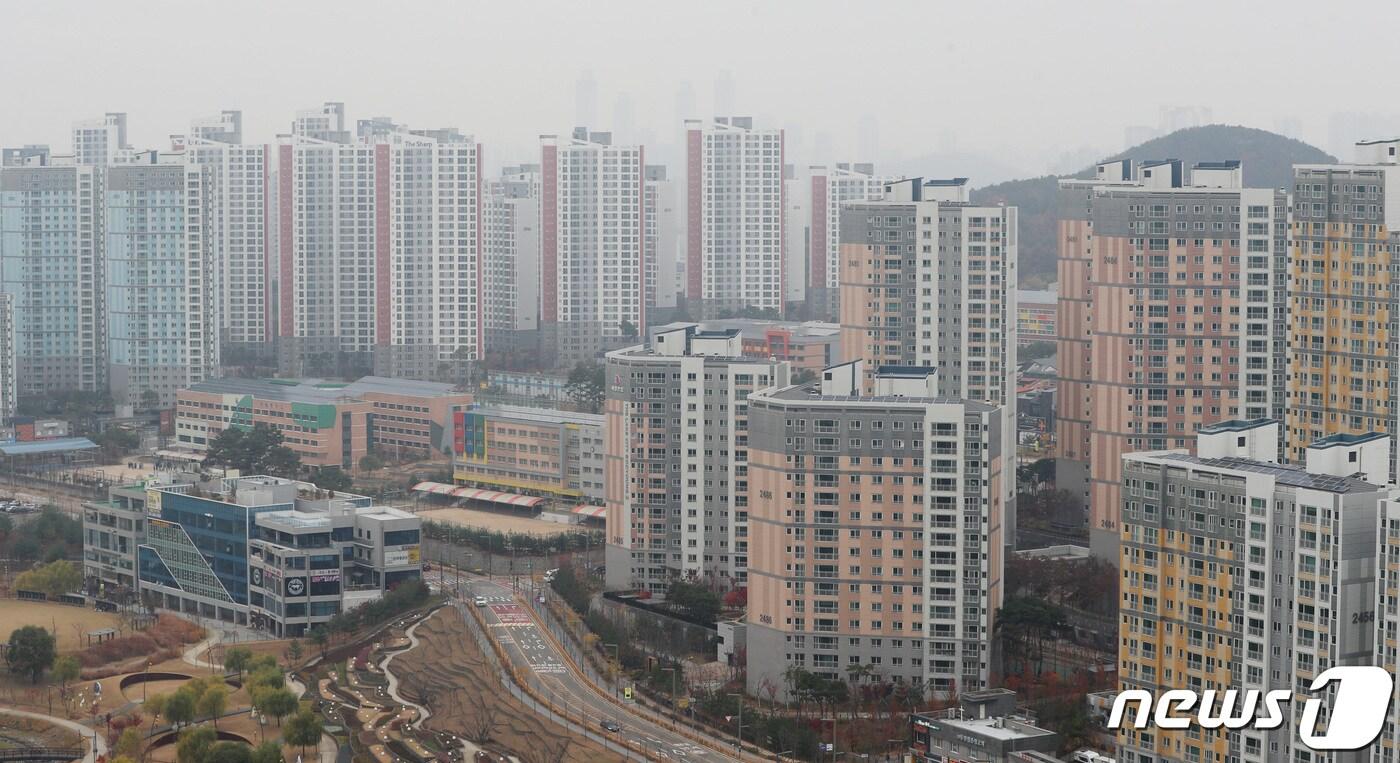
483,165,540,352
179,111,270,353
0,293,14,425
540,128,645,362
838,177,1018,544
72,112,130,166
604,324,790,593
745,360,1006,699
1118,420,1391,763
685,117,784,316
646,165,682,311
104,159,214,407
1055,159,1289,558
1287,139,1400,480
279,104,481,378
809,162,891,316
0,155,105,395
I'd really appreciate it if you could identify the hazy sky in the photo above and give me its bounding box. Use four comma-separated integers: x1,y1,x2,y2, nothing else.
3,0,1397,181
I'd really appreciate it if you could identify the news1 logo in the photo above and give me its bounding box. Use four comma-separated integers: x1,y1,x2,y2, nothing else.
1108,666,1395,751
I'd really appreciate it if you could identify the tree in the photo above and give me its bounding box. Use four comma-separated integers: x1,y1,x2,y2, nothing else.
309,627,329,658
255,687,298,727
284,705,323,758
175,726,217,763
94,427,141,461
205,741,252,763
996,596,1068,677
51,654,80,699
198,684,229,729
223,646,253,679
164,687,196,728
310,468,352,492
249,740,284,763
285,639,303,663
565,361,606,414
204,425,303,478
359,452,385,472
15,559,83,597
792,368,818,385
145,692,169,723
114,727,143,760
139,389,162,411
5,626,56,683
620,319,638,338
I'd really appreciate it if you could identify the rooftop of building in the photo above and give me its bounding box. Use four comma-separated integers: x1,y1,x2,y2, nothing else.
652,319,840,343
1016,288,1057,305
758,380,995,410
462,403,603,428
185,375,467,404
1310,431,1389,449
0,437,98,456
1198,418,1275,434
1145,452,1381,494
913,711,1056,742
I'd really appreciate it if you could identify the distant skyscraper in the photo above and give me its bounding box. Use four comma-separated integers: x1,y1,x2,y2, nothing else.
1056,159,1289,558
714,70,736,116
72,113,129,166
0,157,104,394
540,128,645,362
685,117,784,316
838,177,1019,544
575,71,598,129
105,160,213,407
179,111,270,352
1286,139,1400,479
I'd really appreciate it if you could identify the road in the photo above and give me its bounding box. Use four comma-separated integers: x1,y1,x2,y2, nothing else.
427,570,733,762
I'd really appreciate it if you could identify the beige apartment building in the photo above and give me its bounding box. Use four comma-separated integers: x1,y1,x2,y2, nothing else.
1055,159,1288,559
745,360,1006,700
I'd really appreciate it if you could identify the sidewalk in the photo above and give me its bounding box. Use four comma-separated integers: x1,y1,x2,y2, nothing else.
0,707,107,763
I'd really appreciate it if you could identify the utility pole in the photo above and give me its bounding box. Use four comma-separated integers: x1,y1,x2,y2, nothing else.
728,692,743,752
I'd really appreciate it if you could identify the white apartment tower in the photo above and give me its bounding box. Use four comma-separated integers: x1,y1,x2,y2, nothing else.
483,165,541,352
541,128,645,363
278,104,481,378
72,113,130,166
105,159,214,407
0,153,105,394
808,162,893,316
604,324,790,592
685,117,784,317
180,110,270,353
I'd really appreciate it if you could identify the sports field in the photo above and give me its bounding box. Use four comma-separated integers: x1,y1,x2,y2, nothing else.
0,600,122,652
416,505,579,536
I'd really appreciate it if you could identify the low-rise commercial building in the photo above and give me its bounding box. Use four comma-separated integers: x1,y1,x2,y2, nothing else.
910,690,1059,763
174,376,471,468
451,404,605,504
83,473,422,635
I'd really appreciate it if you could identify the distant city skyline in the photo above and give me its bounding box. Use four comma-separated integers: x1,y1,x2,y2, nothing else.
4,1,1398,183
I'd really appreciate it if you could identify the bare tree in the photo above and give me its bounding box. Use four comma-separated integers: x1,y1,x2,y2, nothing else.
464,691,500,744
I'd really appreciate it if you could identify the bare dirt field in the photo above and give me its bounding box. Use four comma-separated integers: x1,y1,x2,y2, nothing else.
0,600,122,653
394,607,621,763
415,506,580,536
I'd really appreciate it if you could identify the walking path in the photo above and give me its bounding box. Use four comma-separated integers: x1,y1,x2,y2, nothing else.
0,707,107,763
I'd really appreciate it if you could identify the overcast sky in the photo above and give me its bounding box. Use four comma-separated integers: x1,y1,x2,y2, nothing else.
3,0,1397,181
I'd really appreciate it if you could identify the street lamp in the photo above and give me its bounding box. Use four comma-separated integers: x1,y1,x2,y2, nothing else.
727,693,744,752
822,716,838,762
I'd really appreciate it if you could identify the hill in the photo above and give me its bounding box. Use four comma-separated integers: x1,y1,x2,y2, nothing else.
970,125,1337,287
